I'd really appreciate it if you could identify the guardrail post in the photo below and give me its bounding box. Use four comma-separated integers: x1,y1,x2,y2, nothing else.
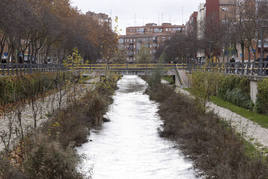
11,63,14,75
19,63,22,75
259,61,263,76
15,63,18,75
29,63,32,74
264,62,268,76
1,63,4,76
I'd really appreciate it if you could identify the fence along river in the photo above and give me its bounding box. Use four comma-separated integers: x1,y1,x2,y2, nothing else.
77,75,197,179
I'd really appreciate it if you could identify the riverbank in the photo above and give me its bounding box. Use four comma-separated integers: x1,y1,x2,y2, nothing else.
178,87,268,154
146,82,268,178
0,74,119,178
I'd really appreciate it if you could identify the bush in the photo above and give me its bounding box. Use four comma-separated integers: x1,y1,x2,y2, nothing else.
23,135,83,179
256,79,268,114
218,75,250,99
224,88,253,110
191,72,253,111
0,158,26,179
0,72,72,106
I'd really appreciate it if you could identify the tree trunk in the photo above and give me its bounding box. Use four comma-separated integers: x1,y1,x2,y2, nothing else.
241,41,245,63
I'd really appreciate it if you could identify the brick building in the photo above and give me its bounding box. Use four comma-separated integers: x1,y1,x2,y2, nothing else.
185,12,198,38
119,23,185,62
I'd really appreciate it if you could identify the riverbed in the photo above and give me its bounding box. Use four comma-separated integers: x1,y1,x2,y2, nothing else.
77,75,196,179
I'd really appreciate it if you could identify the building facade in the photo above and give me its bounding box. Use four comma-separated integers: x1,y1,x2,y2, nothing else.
119,23,185,62
185,12,198,38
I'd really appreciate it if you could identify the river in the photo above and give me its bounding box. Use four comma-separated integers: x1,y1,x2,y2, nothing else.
77,75,197,179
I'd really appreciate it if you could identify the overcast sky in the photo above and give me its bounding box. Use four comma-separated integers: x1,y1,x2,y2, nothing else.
71,0,205,35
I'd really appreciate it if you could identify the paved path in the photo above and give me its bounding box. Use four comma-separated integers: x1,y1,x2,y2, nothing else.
0,75,99,152
175,87,268,152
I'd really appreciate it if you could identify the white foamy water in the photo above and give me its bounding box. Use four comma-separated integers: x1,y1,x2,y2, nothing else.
77,75,197,179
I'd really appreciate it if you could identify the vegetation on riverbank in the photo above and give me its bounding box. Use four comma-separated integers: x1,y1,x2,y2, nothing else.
256,78,268,114
162,76,175,84
211,96,268,129
0,75,119,178
0,72,75,114
190,71,268,127
145,75,268,178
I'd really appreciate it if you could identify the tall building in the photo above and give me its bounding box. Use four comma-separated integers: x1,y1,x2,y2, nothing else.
206,0,220,27
185,12,198,38
86,11,112,30
119,23,185,62
219,0,237,23
197,3,206,41
197,3,206,58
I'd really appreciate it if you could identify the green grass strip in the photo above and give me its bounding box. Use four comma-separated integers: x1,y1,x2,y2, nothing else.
211,96,268,129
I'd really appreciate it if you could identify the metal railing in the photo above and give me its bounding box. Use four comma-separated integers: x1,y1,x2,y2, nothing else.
68,62,268,76
189,62,268,76
1,62,268,77
0,63,65,76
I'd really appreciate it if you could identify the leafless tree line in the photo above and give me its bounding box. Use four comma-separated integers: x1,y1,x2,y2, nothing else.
0,0,117,64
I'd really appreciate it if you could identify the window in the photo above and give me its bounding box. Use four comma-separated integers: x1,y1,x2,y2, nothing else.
154,28,162,33
137,28,145,34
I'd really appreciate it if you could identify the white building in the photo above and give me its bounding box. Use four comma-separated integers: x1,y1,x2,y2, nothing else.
197,3,206,58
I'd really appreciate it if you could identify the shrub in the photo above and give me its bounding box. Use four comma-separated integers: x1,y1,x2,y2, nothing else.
0,72,72,107
256,79,268,114
224,88,253,110
218,75,250,99
23,135,83,179
191,72,253,111
0,157,26,179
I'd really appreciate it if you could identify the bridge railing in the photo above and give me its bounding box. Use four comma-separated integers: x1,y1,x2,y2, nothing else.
67,62,268,76
1,62,268,76
0,63,65,76
185,62,268,76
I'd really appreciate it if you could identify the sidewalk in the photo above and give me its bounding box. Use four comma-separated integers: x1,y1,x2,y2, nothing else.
175,87,268,151
0,75,100,152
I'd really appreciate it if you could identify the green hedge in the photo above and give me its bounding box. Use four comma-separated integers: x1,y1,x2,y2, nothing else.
256,79,268,114
0,72,72,106
192,72,253,110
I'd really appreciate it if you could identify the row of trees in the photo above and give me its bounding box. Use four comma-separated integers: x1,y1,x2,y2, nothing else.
156,0,268,63
0,0,117,64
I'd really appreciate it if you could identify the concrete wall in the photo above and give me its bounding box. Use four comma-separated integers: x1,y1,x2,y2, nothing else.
250,80,258,104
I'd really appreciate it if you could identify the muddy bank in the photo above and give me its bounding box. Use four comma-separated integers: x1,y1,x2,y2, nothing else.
0,75,119,179
146,83,268,179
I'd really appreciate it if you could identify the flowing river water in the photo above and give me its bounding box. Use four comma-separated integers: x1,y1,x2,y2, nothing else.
77,75,197,179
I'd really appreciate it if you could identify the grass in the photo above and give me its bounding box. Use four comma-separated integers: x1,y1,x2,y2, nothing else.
184,88,268,129
211,96,268,129
162,76,175,84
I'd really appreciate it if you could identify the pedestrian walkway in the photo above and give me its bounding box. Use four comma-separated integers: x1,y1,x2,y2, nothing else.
175,87,268,152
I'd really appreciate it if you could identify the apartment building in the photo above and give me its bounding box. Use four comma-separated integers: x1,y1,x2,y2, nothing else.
185,12,198,38
119,23,185,62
